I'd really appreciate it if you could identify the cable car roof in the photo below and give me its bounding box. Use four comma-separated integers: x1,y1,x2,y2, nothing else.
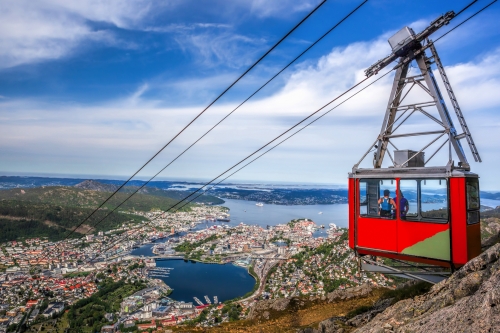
349,166,478,179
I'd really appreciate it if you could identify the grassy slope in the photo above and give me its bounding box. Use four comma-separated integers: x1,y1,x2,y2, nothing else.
173,289,388,333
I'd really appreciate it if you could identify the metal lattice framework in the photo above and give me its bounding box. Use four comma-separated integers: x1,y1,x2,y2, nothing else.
354,11,481,172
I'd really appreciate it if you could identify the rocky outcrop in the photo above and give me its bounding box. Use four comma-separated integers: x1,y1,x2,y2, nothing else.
294,228,500,333
248,298,292,319
482,219,500,248
248,284,374,322
352,244,500,333
74,180,118,192
326,284,373,303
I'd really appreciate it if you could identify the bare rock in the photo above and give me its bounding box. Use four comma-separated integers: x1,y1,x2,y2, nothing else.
354,243,500,333
346,299,393,328
326,283,373,303
297,317,346,333
247,297,291,319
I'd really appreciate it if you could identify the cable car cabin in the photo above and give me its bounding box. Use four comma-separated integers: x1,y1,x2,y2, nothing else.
346,18,483,273
348,167,481,269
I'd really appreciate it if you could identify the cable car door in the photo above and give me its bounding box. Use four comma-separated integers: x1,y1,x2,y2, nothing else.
396,178,450,262
357,179,397,252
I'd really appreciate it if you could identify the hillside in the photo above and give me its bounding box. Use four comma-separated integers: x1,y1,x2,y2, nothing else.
0,200,143,242
0,186,190,212
74,179,119,192
73,179,224,205
0,183,201,242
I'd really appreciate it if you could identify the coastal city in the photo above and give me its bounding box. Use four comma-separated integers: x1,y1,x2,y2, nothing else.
0,203,396,332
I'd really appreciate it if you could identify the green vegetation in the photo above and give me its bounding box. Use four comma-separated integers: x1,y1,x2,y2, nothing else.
0,186,192,212
134,187,224,205
174,234,218,254
222,302,243,322
0,200,142,242
381,281,432,304
63,271,91,278
0,217,68,242
0,183,210,241
66,278,146,333
346,281,432,320
346,305,373,319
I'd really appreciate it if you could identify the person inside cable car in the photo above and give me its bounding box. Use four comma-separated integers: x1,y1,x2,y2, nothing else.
378,189,396,218
394,191,409,219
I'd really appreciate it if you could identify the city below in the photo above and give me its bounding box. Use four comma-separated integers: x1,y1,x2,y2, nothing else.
0,177,499,332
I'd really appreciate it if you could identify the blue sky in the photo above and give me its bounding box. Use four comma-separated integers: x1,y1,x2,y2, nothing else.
1,0,500,189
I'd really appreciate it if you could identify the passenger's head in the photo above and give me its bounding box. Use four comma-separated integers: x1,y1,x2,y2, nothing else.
400,191,404,197
383,189,390,197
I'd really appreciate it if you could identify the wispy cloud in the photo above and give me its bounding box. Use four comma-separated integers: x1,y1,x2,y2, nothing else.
0,0,161,68
145,23,232,33
245,0,319,18
174,31,267,68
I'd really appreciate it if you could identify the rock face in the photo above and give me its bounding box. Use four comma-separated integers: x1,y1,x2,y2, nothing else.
248,284,374,322
353,243,500,333
74,180,118,192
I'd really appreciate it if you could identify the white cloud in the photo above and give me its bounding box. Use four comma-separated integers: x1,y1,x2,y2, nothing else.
1,25,500,188
174,31,268,68
0,0,159,68
245,0,319,18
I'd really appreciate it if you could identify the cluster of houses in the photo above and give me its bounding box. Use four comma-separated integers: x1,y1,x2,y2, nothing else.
264,230,395,299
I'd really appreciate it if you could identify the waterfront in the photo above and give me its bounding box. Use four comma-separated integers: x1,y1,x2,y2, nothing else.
153,259,255,303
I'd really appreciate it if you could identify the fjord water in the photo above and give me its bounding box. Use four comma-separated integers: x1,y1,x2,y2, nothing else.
131,200,348,302
153,259,255,303
216,199,349,228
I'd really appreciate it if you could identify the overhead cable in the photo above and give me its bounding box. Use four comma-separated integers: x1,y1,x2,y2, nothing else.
62,0,329,240
80,0,369,235
86,0,496,262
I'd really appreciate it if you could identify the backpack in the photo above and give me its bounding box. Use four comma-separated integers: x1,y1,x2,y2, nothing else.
381,197,392,211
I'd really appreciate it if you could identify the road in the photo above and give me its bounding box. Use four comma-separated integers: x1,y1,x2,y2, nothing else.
238,253,290,304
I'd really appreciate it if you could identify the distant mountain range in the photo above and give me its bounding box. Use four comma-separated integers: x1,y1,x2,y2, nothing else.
1,175,499,205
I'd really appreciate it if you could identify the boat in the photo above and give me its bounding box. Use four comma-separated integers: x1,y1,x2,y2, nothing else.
256,202,264,207
217,214,231,222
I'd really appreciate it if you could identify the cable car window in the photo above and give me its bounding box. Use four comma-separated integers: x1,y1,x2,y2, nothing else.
359,179,396,219
398,180,417,218
397,179,448,222
359,182,367,215
466,178,480,210
421,179,448,219
466,178,480,225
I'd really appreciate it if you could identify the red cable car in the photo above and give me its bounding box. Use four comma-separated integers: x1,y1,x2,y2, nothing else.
348,12,482,281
